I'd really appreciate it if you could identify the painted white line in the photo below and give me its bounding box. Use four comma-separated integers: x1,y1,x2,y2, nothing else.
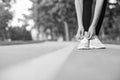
0,43,76,80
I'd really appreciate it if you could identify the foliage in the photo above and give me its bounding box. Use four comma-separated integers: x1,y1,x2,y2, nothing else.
8,27,32,41
0,3,12,40
31,0,77,40
102,0,120,41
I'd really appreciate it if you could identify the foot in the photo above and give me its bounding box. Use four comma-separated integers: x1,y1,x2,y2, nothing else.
77,32,89,50
89,36,106,49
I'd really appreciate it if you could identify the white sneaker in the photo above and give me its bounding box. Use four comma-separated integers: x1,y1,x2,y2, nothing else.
77,32,89,50
90,36,106,49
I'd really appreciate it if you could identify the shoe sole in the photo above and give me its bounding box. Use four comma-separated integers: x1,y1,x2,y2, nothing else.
89,47,106,49
77,45,107,50
77,47,90,50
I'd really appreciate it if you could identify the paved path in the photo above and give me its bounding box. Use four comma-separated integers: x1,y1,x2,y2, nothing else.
0,42,70,69
55,44,120,80
0,42,120,80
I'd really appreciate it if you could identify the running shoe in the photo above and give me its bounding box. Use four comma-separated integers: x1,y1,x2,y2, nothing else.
90,36,106,49
77,32,90,50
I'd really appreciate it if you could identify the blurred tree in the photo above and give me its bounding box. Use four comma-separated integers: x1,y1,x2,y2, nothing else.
101,0,120,42
8,27,32,40
0,2,12,40
31,0,77,41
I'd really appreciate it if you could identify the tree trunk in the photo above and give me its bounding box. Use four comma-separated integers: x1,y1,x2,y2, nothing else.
63,21,69,41
31,28,39,41
38,26,46,41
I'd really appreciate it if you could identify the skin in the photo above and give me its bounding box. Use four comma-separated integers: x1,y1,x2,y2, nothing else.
75,0,84,40
75,0,104,40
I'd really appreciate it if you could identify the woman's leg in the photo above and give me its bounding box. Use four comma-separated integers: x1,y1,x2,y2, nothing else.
89,0,107,49
83,0,93,31
75,0,93,49
95,0,107,35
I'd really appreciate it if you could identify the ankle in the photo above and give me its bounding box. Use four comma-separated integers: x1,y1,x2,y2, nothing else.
84,31,88,38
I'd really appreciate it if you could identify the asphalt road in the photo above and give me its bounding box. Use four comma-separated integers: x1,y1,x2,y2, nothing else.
54,44,120,80
0,42,120,80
